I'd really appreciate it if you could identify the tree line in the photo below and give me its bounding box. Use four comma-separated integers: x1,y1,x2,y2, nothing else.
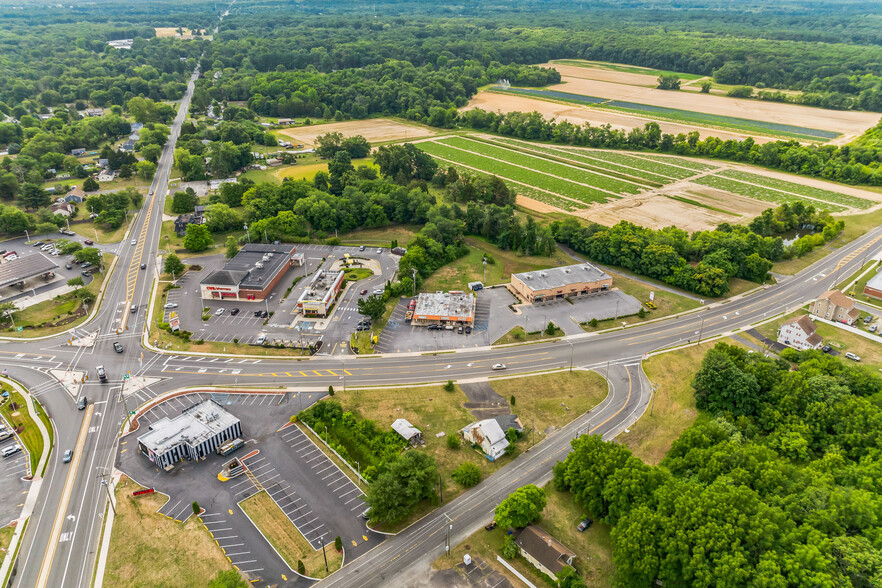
553,342,882,587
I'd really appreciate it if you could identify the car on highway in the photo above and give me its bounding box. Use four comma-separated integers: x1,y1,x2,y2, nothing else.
231,308,240,316
1,445,21,458
577,518,593,532
77,396,87,410
360,289,368,295
164,302,178,309
491,363,507,370
113,341,123,353
215,308,225,316
63,449,73,463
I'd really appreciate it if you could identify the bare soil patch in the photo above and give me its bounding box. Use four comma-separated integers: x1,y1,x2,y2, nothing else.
462,92,775,144
539,71,878,138
575,193,734,232
277,119,435,146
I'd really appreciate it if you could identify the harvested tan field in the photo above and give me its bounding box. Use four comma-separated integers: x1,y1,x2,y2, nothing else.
278,119,435,146
538,70,878,138
576,193,735,232
462,92,776,144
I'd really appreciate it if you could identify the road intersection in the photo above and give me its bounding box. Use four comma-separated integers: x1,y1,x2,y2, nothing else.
1,62,881,587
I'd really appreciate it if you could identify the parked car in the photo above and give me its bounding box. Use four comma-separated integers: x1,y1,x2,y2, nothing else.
577,518,593,532
63,449,73,463
163,303,178,309
215,308,225,316
491,363,507,370
231,308,240,316
113,341,123,353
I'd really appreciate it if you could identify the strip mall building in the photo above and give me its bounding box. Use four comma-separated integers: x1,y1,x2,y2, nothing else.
199,244,301,301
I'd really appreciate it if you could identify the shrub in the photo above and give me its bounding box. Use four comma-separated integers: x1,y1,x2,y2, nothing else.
451,462,481,487
446,434,460,449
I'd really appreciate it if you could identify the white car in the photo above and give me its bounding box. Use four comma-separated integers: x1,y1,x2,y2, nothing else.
491,363,507,371
215,308,225,316
163,303,178,309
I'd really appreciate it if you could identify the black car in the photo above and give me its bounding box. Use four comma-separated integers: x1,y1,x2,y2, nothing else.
231,308,240,316
113,342,123,353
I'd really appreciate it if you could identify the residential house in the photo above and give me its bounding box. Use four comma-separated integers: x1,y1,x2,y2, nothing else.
512,525,577,579
51,202,74,217
461,418,509,461
777,315,823,350
391,419,422,445
174,205,205,236
71,148,86,156
809,289,860,325
64,187,85,204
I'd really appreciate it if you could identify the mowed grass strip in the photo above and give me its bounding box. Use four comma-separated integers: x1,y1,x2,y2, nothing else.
440,136,644,195
239,490,342,579
104,476,234,588
719,169,873,209
486,137,669,185
693,174,846,212
419,141,614,204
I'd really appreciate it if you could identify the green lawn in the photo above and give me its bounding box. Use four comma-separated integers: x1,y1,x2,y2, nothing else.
423,238,579,291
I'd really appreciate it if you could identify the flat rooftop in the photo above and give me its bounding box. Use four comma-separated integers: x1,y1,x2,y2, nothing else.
414,291,476,318
513,263,610,291
299,269,342,303
201,244,294,290
138,399,239,455
0,253,58,290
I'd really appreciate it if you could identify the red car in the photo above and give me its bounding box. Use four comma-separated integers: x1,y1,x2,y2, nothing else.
359,289,368,295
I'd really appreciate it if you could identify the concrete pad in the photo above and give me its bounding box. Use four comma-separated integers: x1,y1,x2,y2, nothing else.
49,369,85,398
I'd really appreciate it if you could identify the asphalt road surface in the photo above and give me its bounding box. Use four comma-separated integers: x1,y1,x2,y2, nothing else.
1,64,882,588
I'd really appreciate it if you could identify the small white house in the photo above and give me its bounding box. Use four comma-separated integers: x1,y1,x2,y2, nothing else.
461,419,509,461
777,315,823,350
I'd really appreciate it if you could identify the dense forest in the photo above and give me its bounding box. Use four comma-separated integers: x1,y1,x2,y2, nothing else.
554,343,882,586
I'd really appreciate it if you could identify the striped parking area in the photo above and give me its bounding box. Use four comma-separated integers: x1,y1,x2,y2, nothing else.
279,425,367,517
199,512,264,575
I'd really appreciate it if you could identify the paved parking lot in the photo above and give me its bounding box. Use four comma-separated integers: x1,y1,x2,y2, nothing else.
118,391,382,586
0,435,30,527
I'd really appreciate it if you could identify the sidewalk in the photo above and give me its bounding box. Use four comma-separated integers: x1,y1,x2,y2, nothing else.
0,376,53,585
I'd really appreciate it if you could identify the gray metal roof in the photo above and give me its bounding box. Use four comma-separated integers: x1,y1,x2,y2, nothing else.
200,244,295,290
138,399,239,455
512,263,610,292
0,253,58,289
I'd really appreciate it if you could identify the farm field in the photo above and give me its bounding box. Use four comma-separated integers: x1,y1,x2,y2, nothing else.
461,91,775,144
417,134,880,230
278,118,434,146
537,62,880,142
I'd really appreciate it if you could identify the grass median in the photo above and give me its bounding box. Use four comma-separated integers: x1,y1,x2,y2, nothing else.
104,476,233,588
239,489,342,579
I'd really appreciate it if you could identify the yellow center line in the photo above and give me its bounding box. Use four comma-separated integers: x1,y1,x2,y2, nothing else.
36,404,94,588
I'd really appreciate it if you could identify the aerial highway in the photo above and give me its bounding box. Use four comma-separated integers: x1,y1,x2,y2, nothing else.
1,69,881,587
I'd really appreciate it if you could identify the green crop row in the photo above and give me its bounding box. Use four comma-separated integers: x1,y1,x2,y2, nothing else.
420,141,613,205
718,169,873,210
438,136,644,195
441,161,584,211
489,138,671,185
692,174,846,213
